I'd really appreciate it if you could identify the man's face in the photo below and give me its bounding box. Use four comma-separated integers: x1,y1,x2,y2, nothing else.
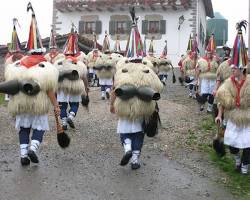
207,52,212,59
93,50,98,57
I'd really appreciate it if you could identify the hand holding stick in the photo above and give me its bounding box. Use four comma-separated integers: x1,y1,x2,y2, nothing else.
54,109,70,148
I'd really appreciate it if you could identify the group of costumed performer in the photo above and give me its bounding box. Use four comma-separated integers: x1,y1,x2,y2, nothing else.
215,20,250,175
1,3,64,166
54,24,88,130
110,7,163,170
196,33,219,112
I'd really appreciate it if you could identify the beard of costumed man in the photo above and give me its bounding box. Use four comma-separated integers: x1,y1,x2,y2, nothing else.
2,2,59,166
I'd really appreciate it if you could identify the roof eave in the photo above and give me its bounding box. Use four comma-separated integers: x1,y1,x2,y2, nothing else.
203,0,214,18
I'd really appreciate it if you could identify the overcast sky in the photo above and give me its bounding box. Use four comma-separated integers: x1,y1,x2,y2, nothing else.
0,0,248,47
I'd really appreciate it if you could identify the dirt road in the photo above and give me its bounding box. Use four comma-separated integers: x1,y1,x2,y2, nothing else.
0,74,239,200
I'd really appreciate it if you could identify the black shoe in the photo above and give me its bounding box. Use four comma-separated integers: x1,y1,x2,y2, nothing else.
20,157,30,166
28,150,39,163
67,118,75,129
131,162,141,170
120,150,132,166
101,96,105,100
62,125,68,130
106,92,110,99
200,106,204,111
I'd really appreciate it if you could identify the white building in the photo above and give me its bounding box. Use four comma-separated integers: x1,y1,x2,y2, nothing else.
53,0,214,66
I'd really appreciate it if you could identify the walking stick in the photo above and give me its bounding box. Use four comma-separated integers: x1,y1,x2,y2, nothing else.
169,63,176,83
54,110,70,148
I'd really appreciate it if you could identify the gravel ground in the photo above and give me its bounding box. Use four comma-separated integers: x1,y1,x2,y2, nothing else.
0,70,241,200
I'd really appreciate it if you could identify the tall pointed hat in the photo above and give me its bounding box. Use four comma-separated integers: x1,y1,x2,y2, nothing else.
186,34,193,52
126,6,144,61
63,23,79,56
9,18,22,53
161,40,168,58
231,20,248,68
148,37,154,55
102,30,110,53
26,2,45,54
114,35,121,53
49,25,57,49
206,33,216,54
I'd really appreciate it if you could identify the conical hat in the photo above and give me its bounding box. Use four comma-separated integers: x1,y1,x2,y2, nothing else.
231,20,248,68
206,33,216,54
63,23,79,56
26,2,45,54
126,7,144,62
9,18,22,53
49,25,57,49
102,30,110,54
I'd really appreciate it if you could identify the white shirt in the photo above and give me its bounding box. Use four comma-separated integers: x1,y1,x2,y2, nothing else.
117,118,143,134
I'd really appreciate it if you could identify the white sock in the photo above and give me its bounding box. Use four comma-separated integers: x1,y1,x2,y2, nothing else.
62,117,67,126
106,88,111,93
207,104,213,112
68,112,75,120
241,164,248,174
131,150,140,164
20,144,29,158
123,138,132,153
30,140,40,152
234,153,241,166
101,91,105,97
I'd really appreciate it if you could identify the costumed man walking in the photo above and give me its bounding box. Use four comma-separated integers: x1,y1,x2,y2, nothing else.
96,31,113,100
44,25,64,64
110,7,163,170
158,40,172,85
182,34,199,99
87,32,101,87
215,20,250,174
2,2,60,165
196,33,219,112
56,24,88,130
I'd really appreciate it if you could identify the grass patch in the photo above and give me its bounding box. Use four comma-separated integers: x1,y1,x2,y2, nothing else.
0,94,5,105
209,150,250,198
189,116,250,199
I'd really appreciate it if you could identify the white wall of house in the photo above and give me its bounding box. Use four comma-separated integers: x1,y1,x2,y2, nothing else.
55,1,208,66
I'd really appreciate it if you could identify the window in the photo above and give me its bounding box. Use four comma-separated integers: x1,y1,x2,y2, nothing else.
116,21,127,34
142,14,165,38
148,21,160,34
85,22,96,34
79,20,102,35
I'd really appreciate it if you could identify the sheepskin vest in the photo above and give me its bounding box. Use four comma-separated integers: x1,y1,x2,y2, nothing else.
216,75,250,127
216,59,231,83
182,56,196,77
198,57,218,79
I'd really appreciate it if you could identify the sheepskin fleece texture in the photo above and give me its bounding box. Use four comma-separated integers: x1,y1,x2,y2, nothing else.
111,53,124,64
197,57,218,79
143,56,158,74
5,61,59,116
94,57,116,79
158,57,171,72
5,56,14,66
116,57,129,71
114,62,163,120
44,53,65,64
216,75,250,127
216,60,231,82
86,50,103,69
182,56,196,77
76,51,87,63
54,58,86,95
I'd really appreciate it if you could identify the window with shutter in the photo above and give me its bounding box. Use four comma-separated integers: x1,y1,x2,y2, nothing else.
148,21,160,34
109,21,116,35
126,20,132,34
95,20,102,34
160,20,166,34
142,20,148,34
78,21,85,35
85,22,96,34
